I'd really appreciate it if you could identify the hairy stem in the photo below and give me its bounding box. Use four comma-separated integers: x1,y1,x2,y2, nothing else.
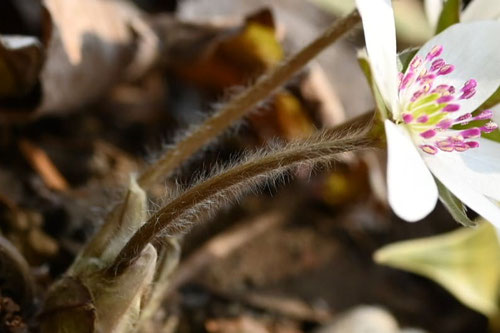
109,112,375,276
137,10,361,189
82,9,360,259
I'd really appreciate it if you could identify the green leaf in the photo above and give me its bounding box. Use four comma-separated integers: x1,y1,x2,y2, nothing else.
479,85,500,111
435,0,462,34
435,178,476,227
481,128,500,144
374,221,500,318
397,47,419,73
453,101,500,143
357,52,389,121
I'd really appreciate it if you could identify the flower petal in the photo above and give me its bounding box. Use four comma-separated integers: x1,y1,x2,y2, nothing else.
385,120,438,222
424,0,444,30
423,137,500,228
491,103,500,126
405,22,500,118
423,137,500,201
356,0,399,116
462,0,500,21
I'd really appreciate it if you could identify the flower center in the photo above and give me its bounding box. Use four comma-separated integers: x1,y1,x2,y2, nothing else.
397,45,497,155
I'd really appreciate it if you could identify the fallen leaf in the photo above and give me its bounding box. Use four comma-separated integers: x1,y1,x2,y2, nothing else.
0,35,43,99
0,235,35,311
18,139,69,191
374,221,500,317
39,0,159,114
274,92,315,140
173,9,282,91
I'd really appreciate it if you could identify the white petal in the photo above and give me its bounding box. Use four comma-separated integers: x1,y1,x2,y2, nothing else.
405,22,500,118
491,103,500,126
462,0,500,21
385,120,439,222
422,137,500,201
424,0,444,30
423,141,500,228
356,0,399,116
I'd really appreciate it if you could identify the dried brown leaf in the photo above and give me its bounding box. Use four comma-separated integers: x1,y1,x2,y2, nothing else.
39,0,159,114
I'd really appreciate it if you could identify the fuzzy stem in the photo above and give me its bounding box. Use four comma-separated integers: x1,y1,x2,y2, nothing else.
108,112,375,276
137,10,361,189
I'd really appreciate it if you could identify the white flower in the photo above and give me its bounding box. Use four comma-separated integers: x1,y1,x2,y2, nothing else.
493,104,500,125
356,0,500,225
425,0,500,30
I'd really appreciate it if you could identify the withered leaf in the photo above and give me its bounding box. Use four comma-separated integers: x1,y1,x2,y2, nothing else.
0,35,43,99
39,277,96,333
0,235,35,311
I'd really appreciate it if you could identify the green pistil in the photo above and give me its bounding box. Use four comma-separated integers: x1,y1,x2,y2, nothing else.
426,113,447,126
410,113,447,131
411,103,446,119
407,93,440,110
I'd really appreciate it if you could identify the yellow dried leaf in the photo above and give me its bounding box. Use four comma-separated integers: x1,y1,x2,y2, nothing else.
374,222,500,317
220,22,283,69
275,92,315,140
175,10,283,91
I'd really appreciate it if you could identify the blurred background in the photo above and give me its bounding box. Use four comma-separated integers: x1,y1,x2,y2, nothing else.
0,0,489,332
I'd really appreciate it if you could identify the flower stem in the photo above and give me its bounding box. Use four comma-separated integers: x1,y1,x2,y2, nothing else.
108,112,375,276
137,10,361,189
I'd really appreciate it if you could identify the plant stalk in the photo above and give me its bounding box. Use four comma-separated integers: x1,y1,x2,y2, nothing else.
137,10,361,189
109,112,375,276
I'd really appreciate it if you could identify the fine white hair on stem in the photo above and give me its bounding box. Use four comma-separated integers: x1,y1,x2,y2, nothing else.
108,112,375,276
137,10,361,189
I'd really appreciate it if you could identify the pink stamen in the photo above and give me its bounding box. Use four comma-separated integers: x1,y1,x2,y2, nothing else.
436,140,454,152
474,110,493,121
402,113,414,123
454,141,469,152
442,104,460,112
420,145,438,155
430,59,445,72
437,95,454,103
419,74,436,86
461,79,477,91
410,56,423,70
417,115,429,123
481,122,498,133
437,64,454,75
456,113,472,123
399,46,489,155
420,129,437,139
427,45,443,60
421,83,432,93
411,90,425,102
460,128,481,139
460,89,476,100
466,141,480,148
432,84,451,94
400,72,415,89
437,119,453,129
